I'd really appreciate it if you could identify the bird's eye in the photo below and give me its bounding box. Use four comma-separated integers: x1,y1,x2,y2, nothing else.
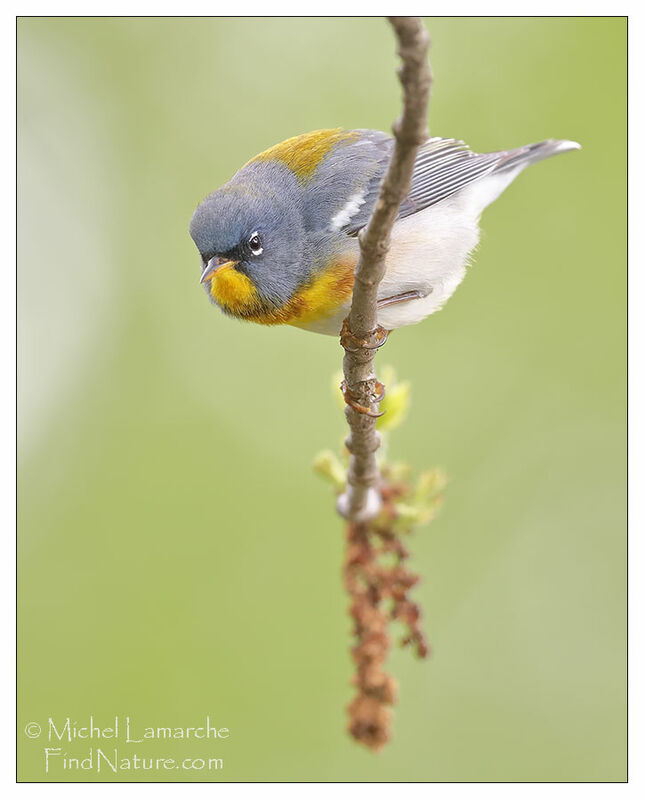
248,232,263,256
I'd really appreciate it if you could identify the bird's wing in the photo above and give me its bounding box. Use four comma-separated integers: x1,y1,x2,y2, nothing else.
337,135,501,235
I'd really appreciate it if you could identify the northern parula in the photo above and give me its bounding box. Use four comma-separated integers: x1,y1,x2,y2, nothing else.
189,128,580,335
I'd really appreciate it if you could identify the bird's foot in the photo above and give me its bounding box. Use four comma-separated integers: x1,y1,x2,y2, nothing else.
377,288,428,308
340,318,390,352
341,379,386,418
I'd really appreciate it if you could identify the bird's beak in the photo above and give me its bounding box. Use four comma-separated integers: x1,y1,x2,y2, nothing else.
200,258,238,284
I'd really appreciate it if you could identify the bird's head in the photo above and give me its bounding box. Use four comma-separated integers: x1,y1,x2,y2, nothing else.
189,177,307,320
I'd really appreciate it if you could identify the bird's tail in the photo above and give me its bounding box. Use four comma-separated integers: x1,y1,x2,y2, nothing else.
493,139,581,173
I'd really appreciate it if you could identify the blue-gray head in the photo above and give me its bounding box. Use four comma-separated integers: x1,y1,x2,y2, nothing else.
189,165,311,316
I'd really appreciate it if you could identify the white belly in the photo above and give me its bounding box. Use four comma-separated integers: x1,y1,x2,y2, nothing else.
301,197,481,335
298,168,521,335
376,198,480,329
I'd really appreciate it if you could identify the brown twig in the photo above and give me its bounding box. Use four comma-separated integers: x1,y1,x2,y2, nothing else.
337,17,433,751
344,477,431,751
338,17,432,522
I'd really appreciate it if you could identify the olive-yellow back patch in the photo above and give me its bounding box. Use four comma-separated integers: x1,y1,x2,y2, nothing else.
248,129,358,184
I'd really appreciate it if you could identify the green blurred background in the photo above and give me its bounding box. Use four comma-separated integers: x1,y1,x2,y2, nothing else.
18,17,626,781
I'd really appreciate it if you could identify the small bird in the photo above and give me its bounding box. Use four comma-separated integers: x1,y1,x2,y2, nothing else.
190,128,580,335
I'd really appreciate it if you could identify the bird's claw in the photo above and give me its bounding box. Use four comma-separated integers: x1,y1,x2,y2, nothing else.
340,319,390,352
341,380,386,418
